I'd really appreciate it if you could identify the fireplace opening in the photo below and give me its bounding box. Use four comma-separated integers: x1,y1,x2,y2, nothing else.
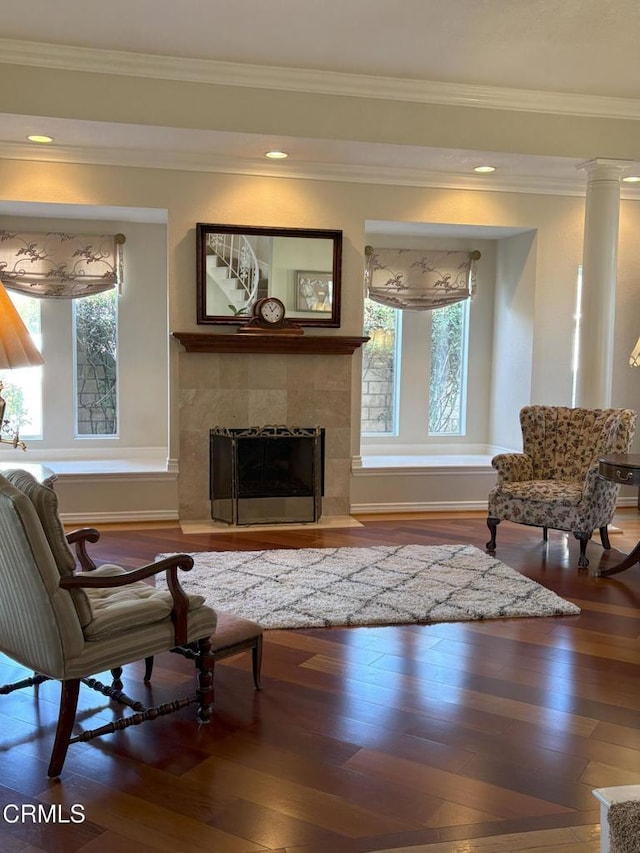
210,426,324,525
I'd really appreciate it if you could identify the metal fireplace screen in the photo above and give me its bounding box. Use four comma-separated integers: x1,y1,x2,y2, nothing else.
209,426,324,525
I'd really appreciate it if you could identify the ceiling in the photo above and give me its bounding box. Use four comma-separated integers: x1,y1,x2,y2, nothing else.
1,0,639,195
2,0,639,97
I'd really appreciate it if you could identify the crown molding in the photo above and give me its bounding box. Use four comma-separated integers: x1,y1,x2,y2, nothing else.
2,38,640,120
4,140,640,199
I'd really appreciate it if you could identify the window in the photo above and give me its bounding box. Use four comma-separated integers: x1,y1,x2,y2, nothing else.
429,299,469,435
1,291,43,439
361,297,470,442
3,290,119,443
0,214,169,461
571,265,583,408
73,290,118,436
361,300,399,434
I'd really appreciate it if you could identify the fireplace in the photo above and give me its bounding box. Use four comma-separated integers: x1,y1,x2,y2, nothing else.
209,425,324,525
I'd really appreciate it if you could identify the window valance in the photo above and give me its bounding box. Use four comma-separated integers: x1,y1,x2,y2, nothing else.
364,246,480,311
0,231,125,299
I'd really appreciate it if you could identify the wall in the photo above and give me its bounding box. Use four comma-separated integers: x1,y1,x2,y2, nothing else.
490,231,537,450
615,201,640,424
0,158,638,517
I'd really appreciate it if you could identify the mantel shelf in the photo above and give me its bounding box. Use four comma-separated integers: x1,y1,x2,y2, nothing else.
172,332,369,355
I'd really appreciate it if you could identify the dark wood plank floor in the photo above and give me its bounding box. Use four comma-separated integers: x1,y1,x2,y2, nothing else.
1,512,638,852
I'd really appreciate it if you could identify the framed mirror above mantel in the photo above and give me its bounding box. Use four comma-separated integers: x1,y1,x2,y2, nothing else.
196,223,342,327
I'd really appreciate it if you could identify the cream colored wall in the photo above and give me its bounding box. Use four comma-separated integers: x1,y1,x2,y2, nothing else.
490,231,537,450
615,201,640,448
1,158,638,515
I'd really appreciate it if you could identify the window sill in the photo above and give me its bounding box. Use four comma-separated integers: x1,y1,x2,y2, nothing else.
7,447,172,477
354,444,506,474
360,452,494,468
353,453,495,476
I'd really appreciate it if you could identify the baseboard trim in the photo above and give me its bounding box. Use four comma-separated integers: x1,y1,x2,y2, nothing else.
350,500,489,513
59,509,179,525
617,496,639,508
52,471,177,483
352,497,639,514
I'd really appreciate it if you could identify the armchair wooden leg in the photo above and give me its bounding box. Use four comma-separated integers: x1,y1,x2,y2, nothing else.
143,656,154,683
599,526,611,550
195,637,214,723
542,527,548,542
574,532,591,568
486,517,500,551
252,635,263,690
110,666,123,689
48,679,80,778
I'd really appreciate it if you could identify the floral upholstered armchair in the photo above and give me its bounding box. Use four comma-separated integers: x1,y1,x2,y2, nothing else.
486,406,637,569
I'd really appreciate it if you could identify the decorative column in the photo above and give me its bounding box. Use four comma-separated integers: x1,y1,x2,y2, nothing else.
576,159,629,408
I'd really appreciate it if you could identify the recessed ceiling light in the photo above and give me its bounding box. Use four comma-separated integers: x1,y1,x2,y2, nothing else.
27,134,54,144
265,150,288,159
622,175,640,183
473,165,496,173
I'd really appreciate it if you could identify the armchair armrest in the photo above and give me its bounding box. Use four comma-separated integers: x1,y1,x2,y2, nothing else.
491,453,534,483
583,463,619,499
60,553,195,646
66,527,100,571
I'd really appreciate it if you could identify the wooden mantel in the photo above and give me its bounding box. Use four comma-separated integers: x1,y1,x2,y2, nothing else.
171,332,369,355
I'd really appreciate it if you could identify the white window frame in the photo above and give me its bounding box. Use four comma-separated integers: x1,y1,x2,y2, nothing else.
361,299,471,450
361,304,402,437
72,291,120,440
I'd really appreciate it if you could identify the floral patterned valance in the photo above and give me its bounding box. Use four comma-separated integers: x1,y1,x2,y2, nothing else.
0,231,125,298
364,246,480,311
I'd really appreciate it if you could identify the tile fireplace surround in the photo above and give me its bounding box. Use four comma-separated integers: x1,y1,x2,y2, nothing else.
178,350,353,522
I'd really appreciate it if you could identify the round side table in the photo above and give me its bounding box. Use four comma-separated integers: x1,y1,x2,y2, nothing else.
597,454,640,577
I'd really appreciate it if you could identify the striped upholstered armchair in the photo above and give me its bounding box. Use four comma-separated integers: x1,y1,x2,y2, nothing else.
486,406,637,569
0,469,217,777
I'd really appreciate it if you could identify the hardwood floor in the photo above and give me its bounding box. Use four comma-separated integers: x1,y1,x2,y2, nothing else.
1,510,639,852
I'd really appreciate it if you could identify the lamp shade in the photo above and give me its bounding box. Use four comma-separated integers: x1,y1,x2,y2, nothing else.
0,280,44,369
630,336,640,368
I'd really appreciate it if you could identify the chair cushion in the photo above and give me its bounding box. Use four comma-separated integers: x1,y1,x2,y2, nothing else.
495,479,584,506
64,601,217,680
3,469,93,627
211,610,262,653
3,469,76,573
80,564,206,640
0,475,86,677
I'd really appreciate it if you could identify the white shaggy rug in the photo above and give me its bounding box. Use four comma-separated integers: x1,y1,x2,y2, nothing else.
156,543,580,630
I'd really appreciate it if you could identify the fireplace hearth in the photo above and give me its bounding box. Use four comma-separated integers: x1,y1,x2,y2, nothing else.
210,425,324,525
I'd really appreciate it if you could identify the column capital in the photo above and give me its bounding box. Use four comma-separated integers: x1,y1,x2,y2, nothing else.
577,158,633,181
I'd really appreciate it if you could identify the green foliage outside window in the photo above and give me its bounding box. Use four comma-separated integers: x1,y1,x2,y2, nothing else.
74,291,118,435
362,300,397,433
361,297,467,439
429,301,465,434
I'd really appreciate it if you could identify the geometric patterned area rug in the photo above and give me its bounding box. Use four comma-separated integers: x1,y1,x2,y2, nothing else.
156,543,580,630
